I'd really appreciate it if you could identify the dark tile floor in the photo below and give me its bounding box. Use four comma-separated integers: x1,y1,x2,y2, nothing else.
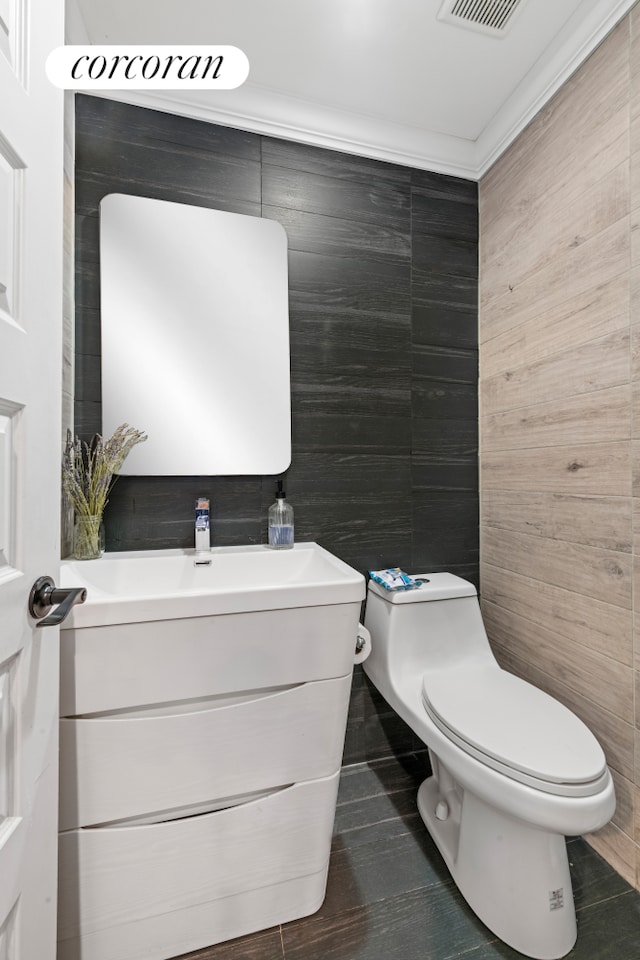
176,751,640,960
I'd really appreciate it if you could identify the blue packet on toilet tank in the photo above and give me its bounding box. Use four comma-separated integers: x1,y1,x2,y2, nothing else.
369,568,423,591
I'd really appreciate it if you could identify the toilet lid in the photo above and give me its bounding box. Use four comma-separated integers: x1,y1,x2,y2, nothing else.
421,665,607,786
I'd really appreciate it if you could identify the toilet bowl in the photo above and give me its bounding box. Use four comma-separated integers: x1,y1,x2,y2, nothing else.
363,572,615,960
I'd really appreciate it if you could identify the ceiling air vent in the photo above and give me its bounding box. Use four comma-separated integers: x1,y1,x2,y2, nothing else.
437,0,525,37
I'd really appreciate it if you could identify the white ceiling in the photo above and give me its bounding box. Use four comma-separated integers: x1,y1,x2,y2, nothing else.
69,0,637,179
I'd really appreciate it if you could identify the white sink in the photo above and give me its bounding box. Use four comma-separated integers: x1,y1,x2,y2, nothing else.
60,542,365,627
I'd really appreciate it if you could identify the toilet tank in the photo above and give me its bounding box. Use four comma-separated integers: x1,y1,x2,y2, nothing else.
363,573,496,699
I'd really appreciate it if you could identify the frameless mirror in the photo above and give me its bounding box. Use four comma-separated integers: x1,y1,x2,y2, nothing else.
99,193,291,475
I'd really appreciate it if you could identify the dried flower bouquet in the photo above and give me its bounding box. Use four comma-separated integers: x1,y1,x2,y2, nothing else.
62,423,147,558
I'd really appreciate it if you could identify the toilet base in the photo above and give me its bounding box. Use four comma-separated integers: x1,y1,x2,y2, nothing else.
417,776,577,960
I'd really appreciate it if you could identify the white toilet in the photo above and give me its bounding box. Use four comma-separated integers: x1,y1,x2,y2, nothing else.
363,572,615,960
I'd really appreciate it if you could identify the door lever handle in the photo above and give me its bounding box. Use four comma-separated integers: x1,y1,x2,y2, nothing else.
29,576,87,627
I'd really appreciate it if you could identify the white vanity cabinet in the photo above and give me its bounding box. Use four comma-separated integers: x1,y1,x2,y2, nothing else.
56,545,365,960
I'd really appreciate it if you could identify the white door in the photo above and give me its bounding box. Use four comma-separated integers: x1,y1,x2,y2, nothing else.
0,0,64,956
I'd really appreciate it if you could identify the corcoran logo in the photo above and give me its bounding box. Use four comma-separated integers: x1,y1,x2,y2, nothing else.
46,45,249,90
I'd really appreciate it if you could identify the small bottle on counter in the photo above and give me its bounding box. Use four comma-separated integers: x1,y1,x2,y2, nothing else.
268,480,294,549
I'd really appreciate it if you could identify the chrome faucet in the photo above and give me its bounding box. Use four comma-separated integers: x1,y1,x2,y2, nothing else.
195,497,211,553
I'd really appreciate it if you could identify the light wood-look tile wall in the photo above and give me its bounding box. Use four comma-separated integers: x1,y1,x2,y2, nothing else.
479,10,640,887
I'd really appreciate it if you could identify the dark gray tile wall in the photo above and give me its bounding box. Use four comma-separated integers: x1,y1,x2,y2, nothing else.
74,94,478,764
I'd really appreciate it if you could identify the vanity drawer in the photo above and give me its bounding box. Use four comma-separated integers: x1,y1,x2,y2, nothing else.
58,869,329,960
59,675,351,829
57,772,339,945
60,601,360,715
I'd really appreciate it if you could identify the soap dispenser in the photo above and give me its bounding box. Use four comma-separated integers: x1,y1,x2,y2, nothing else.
268,480,294,549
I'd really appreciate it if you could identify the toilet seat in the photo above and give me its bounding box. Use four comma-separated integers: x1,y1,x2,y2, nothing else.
421,664,608,798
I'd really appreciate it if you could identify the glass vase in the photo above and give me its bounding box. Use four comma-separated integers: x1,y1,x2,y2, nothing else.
73,514,105,560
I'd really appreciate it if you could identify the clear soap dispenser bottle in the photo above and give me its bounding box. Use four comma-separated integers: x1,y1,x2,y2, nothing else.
268,480,294,549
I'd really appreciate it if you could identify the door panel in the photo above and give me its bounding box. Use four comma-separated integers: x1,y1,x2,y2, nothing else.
0,0,64,956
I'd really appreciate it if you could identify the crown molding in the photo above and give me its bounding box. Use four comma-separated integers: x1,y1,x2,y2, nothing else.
92,85,479,178
89,0,638,182
474,0,638,177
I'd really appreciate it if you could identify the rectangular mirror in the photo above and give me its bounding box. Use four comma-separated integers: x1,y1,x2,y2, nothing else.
99,193,291,475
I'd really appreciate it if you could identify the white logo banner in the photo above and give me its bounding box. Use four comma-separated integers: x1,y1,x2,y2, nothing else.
46,45,249,90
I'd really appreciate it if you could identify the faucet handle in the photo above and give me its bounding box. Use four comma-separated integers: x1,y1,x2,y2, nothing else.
195,496,211,553
195,497,210,521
